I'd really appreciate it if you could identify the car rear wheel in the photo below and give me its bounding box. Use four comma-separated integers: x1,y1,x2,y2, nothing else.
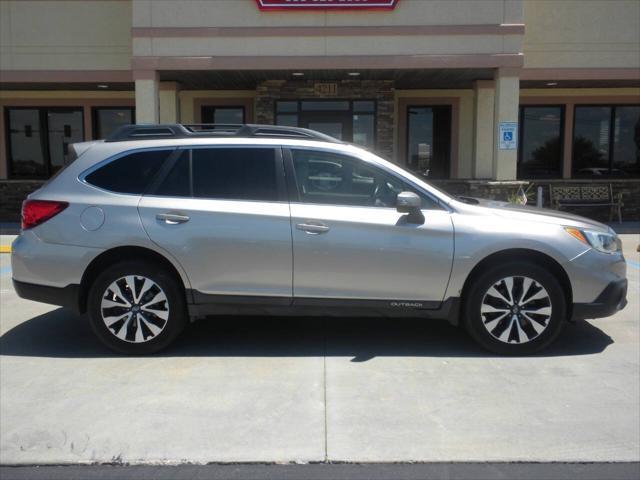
87,260,187,354
463,262,567,355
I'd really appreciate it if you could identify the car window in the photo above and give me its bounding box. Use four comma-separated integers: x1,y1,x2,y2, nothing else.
290,149,439,209
85,149,172,194
153,148,279,201
192,148,278,201
155,150,191,197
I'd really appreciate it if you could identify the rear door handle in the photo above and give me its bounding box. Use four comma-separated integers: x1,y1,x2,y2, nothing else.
296,222,330,234
156,213,190,225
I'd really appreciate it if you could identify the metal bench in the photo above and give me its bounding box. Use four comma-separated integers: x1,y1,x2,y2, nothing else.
550,184,624,223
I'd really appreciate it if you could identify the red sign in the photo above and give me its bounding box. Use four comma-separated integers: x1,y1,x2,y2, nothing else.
256,0,399,10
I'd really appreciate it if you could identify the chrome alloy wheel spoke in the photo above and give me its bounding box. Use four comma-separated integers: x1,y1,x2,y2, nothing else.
480,276,552,345
101,276,169,344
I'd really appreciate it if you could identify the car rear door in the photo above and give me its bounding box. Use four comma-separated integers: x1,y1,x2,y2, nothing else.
286,147,454,305
138,146,293,300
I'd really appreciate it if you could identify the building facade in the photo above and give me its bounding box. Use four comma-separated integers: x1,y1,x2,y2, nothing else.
1,0,639,221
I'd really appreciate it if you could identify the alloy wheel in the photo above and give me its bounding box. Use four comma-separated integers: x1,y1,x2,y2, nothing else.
480,276,552,344
100,275,169,343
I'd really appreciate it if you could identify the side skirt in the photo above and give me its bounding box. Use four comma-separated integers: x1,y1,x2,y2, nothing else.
187,291,461,325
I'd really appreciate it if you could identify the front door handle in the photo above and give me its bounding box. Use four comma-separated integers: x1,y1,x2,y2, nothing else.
296,222,330,234
156,212,190,225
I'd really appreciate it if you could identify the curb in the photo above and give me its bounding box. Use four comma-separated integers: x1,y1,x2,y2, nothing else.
0,246,11,254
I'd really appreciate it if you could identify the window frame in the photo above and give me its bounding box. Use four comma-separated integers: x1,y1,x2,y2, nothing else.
517,104,565,179
5,106,85,179
571,103,640,178
91,106,136,140
146,145,288,203
283,146,445,211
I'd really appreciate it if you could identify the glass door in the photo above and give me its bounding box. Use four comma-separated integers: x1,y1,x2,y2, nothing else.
406,106,452,179
276,100,376,149
302,112,351,141
46,109,84,173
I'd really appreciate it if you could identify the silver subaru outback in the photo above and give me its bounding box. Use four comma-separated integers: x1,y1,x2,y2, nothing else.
11,124,628,355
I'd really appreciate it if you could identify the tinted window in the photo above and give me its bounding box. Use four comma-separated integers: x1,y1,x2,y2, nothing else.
613,106,640,177
7,107,84,178
85,150,171,194
572,106,611,177
201,106,245,124
155,150,190,197
572,105,640,178
192,148,278,201
94,107,135,139
291,149,439,209
7,109,46,177
518,106,563,178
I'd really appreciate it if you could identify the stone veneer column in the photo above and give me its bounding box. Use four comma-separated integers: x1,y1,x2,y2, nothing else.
255,79,395,160
492,68,520,180
134,71,160,124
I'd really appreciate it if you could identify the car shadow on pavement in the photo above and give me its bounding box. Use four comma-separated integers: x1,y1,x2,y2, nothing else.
0,308,614,359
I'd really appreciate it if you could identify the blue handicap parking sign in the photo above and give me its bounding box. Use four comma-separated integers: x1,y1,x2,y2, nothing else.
499,122,518,150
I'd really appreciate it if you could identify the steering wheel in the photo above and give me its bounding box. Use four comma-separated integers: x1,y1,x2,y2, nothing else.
371,180,394,207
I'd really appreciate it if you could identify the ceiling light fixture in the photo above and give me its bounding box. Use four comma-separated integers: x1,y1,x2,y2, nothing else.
97,84,109,89
348,72,361,77
292,72,305,77
546,82,558,86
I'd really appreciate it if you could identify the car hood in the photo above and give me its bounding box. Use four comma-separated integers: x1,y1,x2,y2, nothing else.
454,197,611,232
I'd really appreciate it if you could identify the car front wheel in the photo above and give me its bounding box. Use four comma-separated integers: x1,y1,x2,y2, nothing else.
87,260,187,354
463,262,567,355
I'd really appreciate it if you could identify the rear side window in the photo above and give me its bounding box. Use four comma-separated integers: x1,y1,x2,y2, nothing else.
156,148,278,201
155,150,190,197
85,149,172,194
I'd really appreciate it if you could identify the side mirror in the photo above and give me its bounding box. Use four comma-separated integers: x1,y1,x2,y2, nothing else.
396,191,425,224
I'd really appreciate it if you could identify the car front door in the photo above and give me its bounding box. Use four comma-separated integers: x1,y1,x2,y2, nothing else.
286,148,454,305
138,146,293,300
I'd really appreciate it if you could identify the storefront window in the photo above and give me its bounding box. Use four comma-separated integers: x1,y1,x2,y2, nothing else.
406,106,451,179
201,106,245,124
275,100,376,150
612,106,640,177
518,106,564,179
7,109,47,177
47,109,84,171
6,107,84,178
93,107,134,139
573,105,640,178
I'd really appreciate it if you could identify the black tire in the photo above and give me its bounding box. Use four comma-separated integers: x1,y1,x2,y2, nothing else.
87,260,187,354
463,261,567,355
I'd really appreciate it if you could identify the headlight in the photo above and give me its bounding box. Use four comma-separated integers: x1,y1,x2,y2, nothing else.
564,227,621,254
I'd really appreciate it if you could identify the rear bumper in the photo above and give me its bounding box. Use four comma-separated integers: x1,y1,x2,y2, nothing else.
572,278,628,321
13,279,81,313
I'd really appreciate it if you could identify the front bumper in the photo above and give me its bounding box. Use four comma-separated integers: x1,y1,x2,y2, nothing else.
572,278,628,320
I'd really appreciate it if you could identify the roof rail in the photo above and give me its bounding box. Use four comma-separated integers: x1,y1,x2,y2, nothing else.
104,123,342,143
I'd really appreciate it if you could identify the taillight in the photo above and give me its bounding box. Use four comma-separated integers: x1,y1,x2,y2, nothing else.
21,200,69,230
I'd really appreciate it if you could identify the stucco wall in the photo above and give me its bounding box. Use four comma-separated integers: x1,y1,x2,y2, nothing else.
0,0,132,71
523,0,640,69
132,0,523,59
133,0,523,28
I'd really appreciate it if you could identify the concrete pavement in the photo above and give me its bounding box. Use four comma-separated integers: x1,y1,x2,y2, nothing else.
2,462,640,480
0,235,638,465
